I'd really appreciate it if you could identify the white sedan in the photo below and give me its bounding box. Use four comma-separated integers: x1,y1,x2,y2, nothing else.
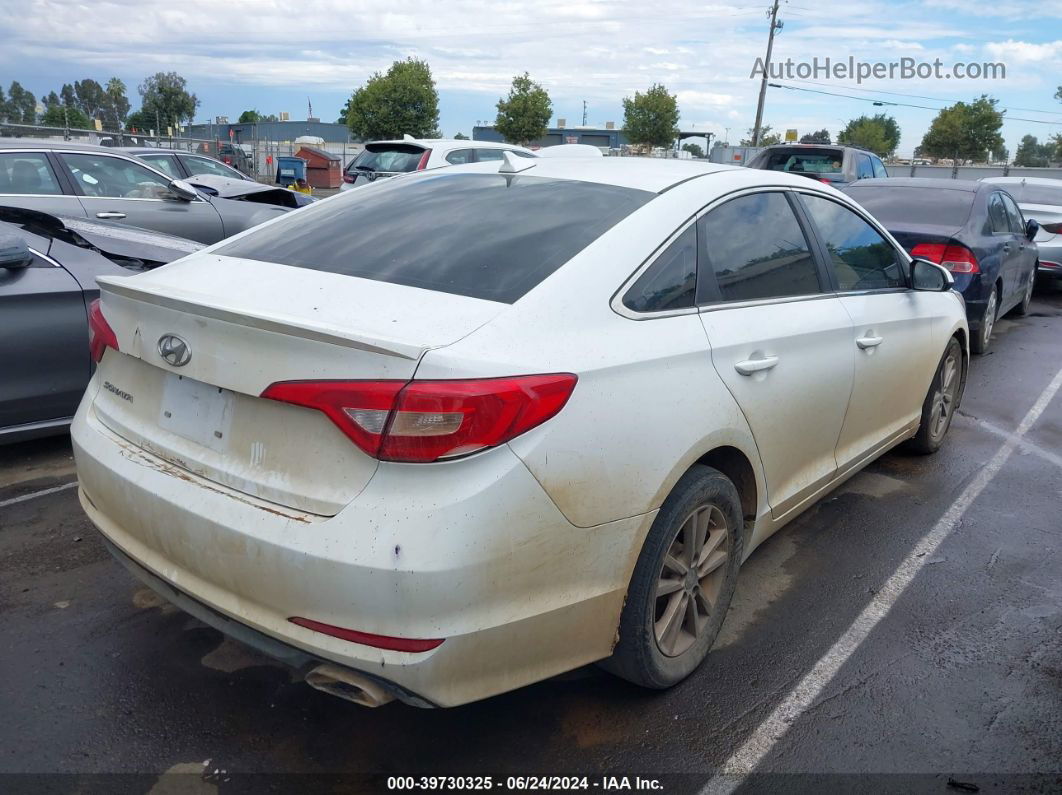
72,155,968,708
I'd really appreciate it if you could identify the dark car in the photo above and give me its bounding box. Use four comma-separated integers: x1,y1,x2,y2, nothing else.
0,141,292,244
844,178,1039,353
0,206,202,442
119,146,251,182
748,144,888,186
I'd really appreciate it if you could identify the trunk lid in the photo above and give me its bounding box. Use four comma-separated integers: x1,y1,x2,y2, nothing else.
92,254,505,515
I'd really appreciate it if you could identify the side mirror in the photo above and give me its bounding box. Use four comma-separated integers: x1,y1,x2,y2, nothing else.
0,234,33,269
1026,218,1040,241
168,179,199,202
911,258,954,292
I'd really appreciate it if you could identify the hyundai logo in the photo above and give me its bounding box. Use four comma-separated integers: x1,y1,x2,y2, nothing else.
157,334,191,367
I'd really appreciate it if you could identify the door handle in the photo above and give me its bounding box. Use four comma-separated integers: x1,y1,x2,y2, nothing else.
96,211,126,220
1002,242,1011,253
735,355,779,375
856,335,884,349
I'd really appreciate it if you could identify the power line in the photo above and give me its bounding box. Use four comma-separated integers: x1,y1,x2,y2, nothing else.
768,82,1062,126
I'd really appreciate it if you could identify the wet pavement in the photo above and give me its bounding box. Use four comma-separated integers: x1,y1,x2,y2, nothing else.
2,286,1061,794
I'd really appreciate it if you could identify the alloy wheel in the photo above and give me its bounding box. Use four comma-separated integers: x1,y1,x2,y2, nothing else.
982,290,997,348
930,349,960,441
654,504,731,657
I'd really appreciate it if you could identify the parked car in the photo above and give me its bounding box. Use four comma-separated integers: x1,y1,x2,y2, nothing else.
844,178,1038,354
341,136,536,190
217,143,253,175
981,176,1062,284
748,144,888,185
0,141,292,244
0,205,201,443
73,158,966,708
120,146,249,181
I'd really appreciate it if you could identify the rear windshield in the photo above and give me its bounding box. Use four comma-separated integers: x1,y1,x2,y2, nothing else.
844,186,975,229
760,148,843,174
349,144,425,174
216,173,653,303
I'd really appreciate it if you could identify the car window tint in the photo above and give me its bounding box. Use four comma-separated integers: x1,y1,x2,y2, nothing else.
988,193,1010,234
445,149,474,165
351,145,424,173
856,155,874,179
216,173,653,304
758,149,843,174
699,192,821,303
141,154,182,179
871,157,888,178
623,225,696,313
802,195,904,291
59,153,172,199
0,152,63,195
183,155,243,179
475,149,506,162
999,193,1025,234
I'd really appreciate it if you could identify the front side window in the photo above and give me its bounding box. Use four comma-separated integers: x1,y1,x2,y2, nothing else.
217,173,653,304
622,225,696,313
699,192,821,304
59,153,173,199
802,195,904,291
0,152,63,195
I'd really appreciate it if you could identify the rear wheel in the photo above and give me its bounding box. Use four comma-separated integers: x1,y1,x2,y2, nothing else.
971,286,998,355
1010,269,1035,317
907,337,963,455
603,465,743,689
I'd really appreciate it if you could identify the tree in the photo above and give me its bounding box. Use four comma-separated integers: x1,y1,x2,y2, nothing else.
138,72,199,129
837,114,900,157
40,104,92,130
60,83,76,108
239,109,262,123
7,81,37,124
125,108,155,133
1013,135,1051,167
453,132,469,140
920,95,1004,165
622,83,680,148
44,91,61,108
740,125,781,146
105,77,130,128
74,79,107,119
494,72,552,146
800,129,831,144
0,85,7,122
681,142,705,158
991,144,1009,163
344,58,440,141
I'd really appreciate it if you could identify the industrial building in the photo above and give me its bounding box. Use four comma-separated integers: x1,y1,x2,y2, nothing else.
186,119,352,144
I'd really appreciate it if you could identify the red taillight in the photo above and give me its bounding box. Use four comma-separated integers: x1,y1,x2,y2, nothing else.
261,374,577,463
1042,222,1062,235
88,299,118,363
415,149,432,170
342,173,356,183
912,242,980,274
288,616,443,652
1042,260,1061,269
221,156,233,164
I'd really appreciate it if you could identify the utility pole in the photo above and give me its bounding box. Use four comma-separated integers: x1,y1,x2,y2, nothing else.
582,100,588,126
752,0,782,147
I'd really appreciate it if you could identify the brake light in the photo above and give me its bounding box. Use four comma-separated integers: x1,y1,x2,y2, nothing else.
912,242,980,274
261,374,577,462
1042,222,1062,235
88,299,118,363
1041,260,1061,269
416,149,432,170
288,617,443,652
342,173,356,183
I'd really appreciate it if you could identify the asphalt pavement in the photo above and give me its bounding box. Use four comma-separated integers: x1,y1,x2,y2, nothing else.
2,285,1061,794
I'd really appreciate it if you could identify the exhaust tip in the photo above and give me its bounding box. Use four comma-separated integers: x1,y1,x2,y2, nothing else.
305,663,395,708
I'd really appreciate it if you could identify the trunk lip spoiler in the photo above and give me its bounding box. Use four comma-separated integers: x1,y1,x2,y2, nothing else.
96,276,426,361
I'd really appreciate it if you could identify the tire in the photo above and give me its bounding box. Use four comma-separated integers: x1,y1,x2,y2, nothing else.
970,285,998,355
602,465,743,689
1010,268,1035,317
906,337,963,455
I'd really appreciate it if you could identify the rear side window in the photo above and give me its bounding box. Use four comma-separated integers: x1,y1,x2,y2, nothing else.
0,152,63,195
622,225,696,313
475,149,506,162
801,195,904,291
351,145,425,173
999,193,1025,234
444,149,473,165
856,155,874,180
845,186,975,229
217,173,653,303
699,192,821,304
871,157,888,178
988,193,1010,234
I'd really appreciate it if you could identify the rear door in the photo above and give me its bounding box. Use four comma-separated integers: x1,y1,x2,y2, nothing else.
797,192,936,468
987,191,1021,300
0,150,89,218
0,241,89,429
56,151,225,243
696,189,854,519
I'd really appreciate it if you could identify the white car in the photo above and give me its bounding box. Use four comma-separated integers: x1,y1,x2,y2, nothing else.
340,135,536,190
72,155,968,708
981,176,1062,283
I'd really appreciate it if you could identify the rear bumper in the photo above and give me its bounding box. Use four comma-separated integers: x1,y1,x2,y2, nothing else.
1038,260,1062,280
72,398,644,707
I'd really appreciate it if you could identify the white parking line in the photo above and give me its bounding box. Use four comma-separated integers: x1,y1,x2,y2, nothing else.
973,417,1062,471
703,365,1062,794
0,481,78,510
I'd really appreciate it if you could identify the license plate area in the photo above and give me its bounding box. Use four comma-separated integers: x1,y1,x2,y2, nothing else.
157,373,234,452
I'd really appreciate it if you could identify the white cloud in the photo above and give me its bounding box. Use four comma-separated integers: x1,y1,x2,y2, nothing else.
983,39,1062,63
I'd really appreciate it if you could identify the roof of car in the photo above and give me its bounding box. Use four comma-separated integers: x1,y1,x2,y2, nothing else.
0,139,117,153
847,177,982,192
761,143,875,154
118,147,188,155
982,176,1062,187
370,138,532,152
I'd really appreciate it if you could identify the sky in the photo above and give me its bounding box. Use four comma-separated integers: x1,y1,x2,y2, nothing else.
2,0,1061,157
